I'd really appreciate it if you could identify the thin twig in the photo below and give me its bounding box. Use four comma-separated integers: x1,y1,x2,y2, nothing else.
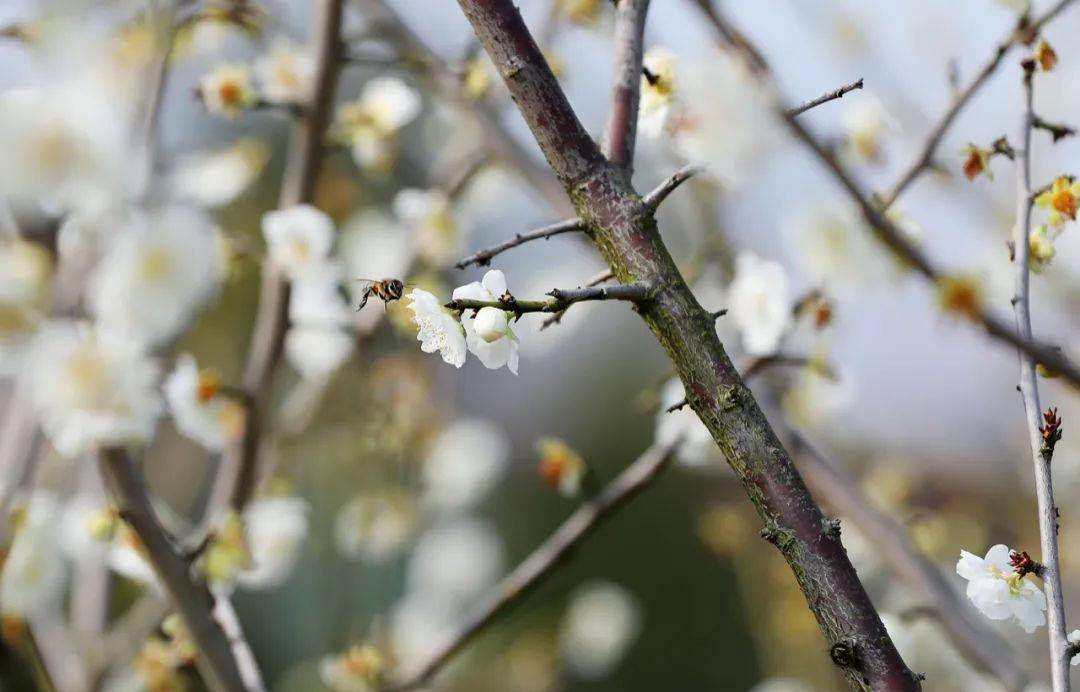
879,0,1079,209
642,164,702,211
786,78,864,117
1013,63,1069,692
539,269,615,329
446,282,652,314
454,218,584,269
391,441,679,690
603,0,650,170
97,449,248,692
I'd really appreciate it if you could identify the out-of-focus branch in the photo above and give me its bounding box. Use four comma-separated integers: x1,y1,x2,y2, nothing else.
786,430,1028,692
390,441,679,691
352,0,571,213
539,269,615,329
693,0,1080,391
454,218,583,269
455,1,917,687
603,0,650,170
225,0,344,512
1012,63,1069,692
446,282,652,314
879,0,1078,209
786,78,863,117
97,449,248,692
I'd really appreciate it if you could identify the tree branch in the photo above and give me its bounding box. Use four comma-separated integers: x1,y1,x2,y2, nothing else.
786,78,864,117
1013,63,1069,692
446,282,652,314
879,0,1078,209
390,441,679,690
642,164,702,211
603,0,650,171
539,269,615,329
455,1,918,687
454,218,584,269
97,449,248,692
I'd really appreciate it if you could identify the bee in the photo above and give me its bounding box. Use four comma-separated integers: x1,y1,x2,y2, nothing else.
355,278,406,311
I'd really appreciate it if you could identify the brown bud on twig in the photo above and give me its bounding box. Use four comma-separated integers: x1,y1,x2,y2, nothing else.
1040,406,1063,458
1009,549,1045,579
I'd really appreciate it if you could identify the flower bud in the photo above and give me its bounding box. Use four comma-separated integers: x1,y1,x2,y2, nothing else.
474,306,509,343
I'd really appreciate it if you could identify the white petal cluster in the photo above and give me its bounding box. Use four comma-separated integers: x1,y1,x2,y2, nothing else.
452,270,519,374
340,210,414,334
841,94,898,164
0,238,52,374
286,262,356,381
654,378,719,468
726,251,793,356
336,77,422,171
393,188,460,265
334,490,418,564
28,322,162,458
406,289,467,368
558,581,643,679
163,354,246,452
262,204,336,282
638,48,678,139
89,205,221,347
171,138,268,209
0,493,67,617
254,37,316,106
198,63,257,119
956,544,1046,633
237,496,309,590
422,418,509,511
406,517,504,607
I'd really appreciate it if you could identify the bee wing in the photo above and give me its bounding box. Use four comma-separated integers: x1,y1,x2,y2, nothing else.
354,279,376,311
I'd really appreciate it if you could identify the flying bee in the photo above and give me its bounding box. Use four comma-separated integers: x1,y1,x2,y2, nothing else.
355,278,406,311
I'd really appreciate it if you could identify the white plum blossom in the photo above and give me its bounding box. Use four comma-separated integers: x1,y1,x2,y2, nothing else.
655,378,718,468
28,322,162,458
261,204,336,281
172,138,268,208
285,265,355,380
422,418,509,511
237,496,309,590
842,93,898,163
0,238,52,373
389,594,457,667
163,354,246,452
198,63,257,118
726,251,793,356
336,77,422,170
473,307,509,343
254,37,316,105
638,47,677,138
452,270,520,374
559,581,643,679
1,493,67,617
406,517,504,607
956,544,1046,633
334,490,418,563
89,205,221,347
406,289,467,368
393,188,460,266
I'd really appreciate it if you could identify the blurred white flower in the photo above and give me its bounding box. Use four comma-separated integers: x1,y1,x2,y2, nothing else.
422,418,509,511
842,93,898,163
559,581,642,679
1,493,66,617
1029,224,1059,274
58,494,113,560
336,77,421,170
334,490,418,564
89,205,221,347
319,644,385,692
198,63,257,118
667,51,777,186
339,210,415,334
407,517,504,606
109,530,158,588
393,188,460,266
28,322,161,457
638,47,677,139
254,37,315,105
172,138,268,208
452,270,520,374
164,354,246,452
956,544,1046,633
0,77,135,215
654,378,718,468
389,594,456,667
727,251,792,356
262,204,336,281
0,238,52,374
286,266,355,380
406,289,466,368
237,496,309,590
781,363,853,428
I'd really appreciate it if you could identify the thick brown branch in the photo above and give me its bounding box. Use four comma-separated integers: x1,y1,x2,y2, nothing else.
446,282,652,314
98,449,247,692
603,0,650,171
879,0,1078,209
391,441,678,690
786,78,864,117
456,1,918,687
454,218,584,269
